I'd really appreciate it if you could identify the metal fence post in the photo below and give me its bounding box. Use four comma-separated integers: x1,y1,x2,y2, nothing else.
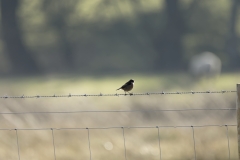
237,84,240,159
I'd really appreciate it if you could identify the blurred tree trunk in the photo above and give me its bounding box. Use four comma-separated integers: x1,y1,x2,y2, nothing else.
57,26,75,69
0,0,41,74
42,0,75,70
155,0,185,70
226,0,240,69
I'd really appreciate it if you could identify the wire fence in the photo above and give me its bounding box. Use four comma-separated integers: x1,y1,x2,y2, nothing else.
0,90,238,159
0,90,236,99
0,108,236,115
2,124,236,160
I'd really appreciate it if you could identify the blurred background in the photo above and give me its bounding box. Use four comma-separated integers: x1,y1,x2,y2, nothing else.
0,0,240,159
0,0,239,75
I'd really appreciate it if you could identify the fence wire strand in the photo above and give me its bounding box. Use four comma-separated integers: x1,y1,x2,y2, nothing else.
0,90,236,99
15,129,21,160
87,128,92,160
51,128,56,160
122,127,127,160
225,125,231,160
0,108,236,115
0,124,236,131
157,126,162,160
191,126,197,160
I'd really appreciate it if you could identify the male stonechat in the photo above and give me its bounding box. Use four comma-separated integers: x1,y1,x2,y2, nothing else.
116,79,134,94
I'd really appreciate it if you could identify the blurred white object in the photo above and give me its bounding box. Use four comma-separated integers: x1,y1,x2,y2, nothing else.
103,141,113,150
189,52,222,78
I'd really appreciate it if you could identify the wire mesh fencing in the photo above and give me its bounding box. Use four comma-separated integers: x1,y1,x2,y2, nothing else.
0,90,238,160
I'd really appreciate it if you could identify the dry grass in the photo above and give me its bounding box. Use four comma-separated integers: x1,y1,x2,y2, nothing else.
0,73,239,160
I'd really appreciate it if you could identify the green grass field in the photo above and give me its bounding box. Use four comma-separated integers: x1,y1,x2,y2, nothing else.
0,73,239,159
0,72,239,94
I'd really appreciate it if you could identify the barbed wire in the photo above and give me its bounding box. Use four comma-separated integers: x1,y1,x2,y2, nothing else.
0,108,236,115
0,90,236,99
0,124,236,131
0,90,236,159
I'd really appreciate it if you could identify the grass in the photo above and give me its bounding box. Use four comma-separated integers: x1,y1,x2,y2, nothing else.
0,72,239,94
0,72,239,159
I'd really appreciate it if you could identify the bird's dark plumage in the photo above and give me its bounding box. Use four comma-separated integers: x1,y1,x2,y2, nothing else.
116,79,134,94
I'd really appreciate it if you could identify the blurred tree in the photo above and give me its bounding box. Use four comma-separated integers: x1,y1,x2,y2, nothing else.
42,0,77,70
226,0,240,69
0,0,41,74
1,0,235,74
155,0,186,70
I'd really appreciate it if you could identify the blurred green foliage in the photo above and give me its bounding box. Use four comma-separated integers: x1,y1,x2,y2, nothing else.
0,0,239,74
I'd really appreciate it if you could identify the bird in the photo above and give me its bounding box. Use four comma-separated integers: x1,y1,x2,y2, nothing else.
116,79,134,95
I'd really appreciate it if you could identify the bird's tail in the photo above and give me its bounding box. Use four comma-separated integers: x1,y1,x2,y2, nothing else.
116,88,121,91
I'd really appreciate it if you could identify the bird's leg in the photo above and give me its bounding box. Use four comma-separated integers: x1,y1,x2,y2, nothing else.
124,91,127,96
128,91,133,96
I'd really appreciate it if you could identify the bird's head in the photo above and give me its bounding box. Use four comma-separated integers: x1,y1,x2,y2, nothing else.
129,79,134,83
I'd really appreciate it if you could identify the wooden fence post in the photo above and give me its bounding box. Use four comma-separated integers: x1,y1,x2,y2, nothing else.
237,84,240,159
